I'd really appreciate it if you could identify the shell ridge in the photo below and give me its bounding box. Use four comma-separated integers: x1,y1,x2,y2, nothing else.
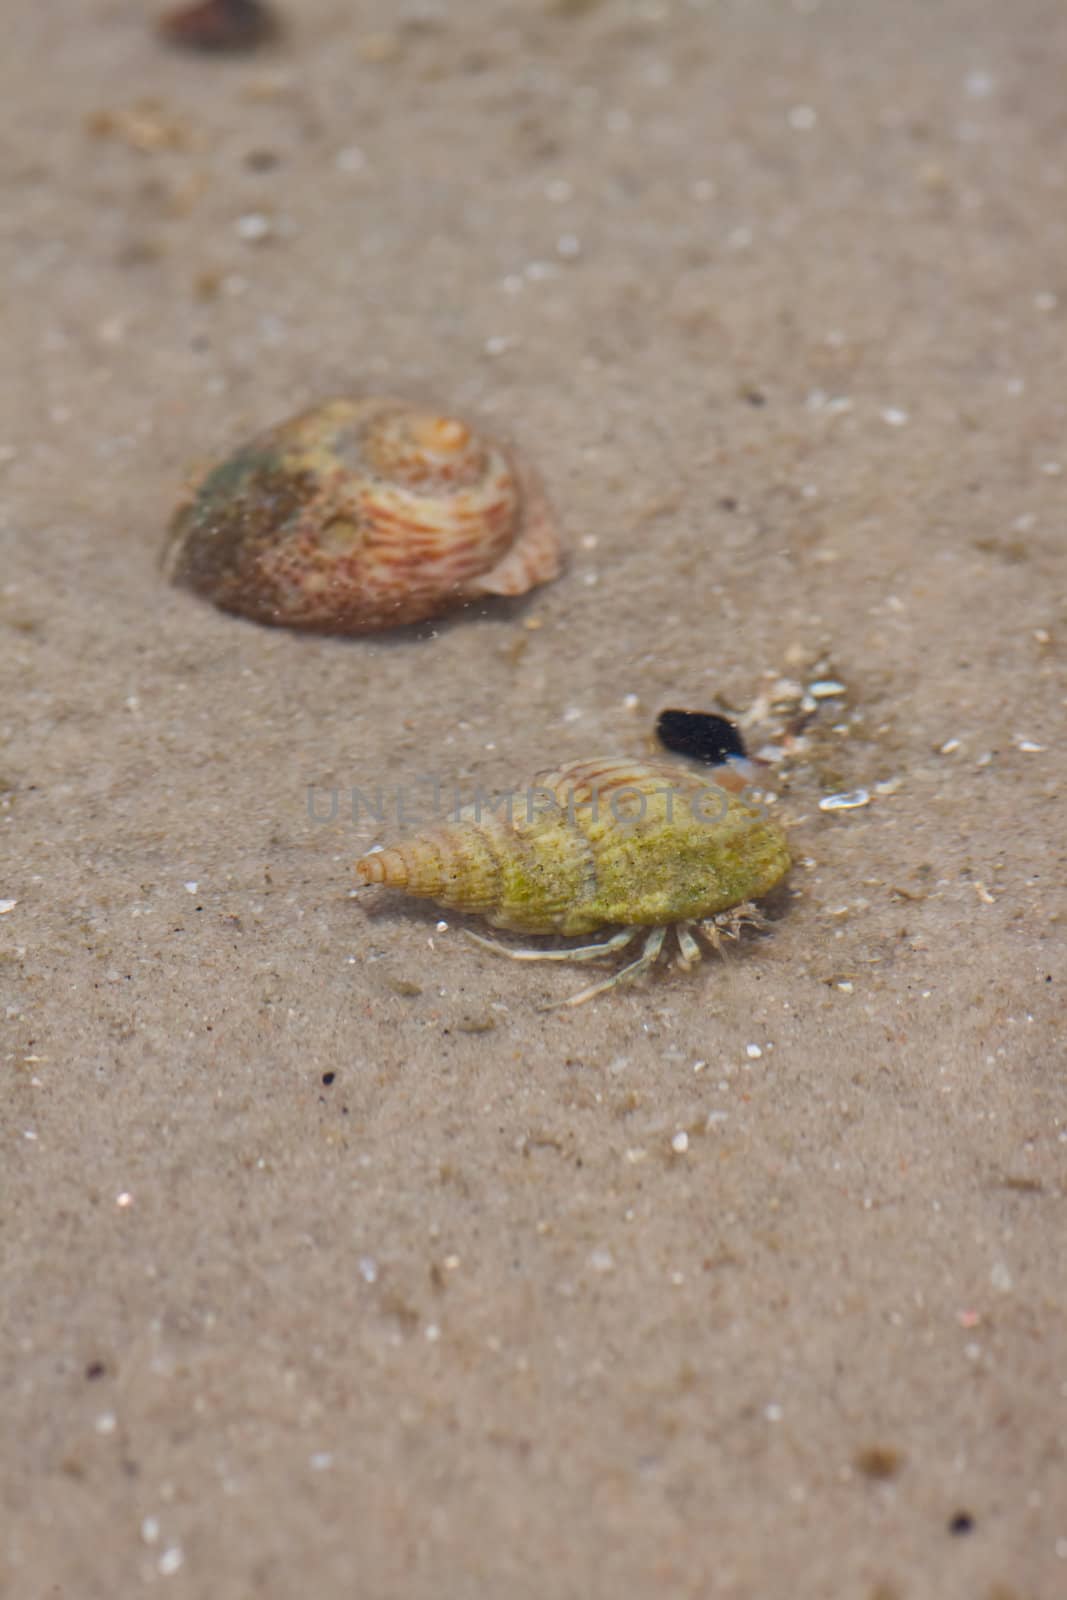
514,788,601,933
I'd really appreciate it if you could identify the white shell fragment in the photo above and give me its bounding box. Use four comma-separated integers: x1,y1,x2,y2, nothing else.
818,789,871,812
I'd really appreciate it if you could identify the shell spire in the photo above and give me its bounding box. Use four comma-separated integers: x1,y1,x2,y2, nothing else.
356,817,522,919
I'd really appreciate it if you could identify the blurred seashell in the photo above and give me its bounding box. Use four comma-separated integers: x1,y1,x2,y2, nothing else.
163,397,562,632
159,0,279,53
355,756,790,1005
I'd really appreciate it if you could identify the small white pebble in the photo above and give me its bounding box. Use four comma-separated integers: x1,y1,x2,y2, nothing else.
94,1412,117,1435
965,70,995,98
837,981,854,994
622,693,639,711
1014,736,1046,753
309,1451,334,1470
881,407,909,427
990,1262,1013,1293
485,334,518,356
358,1255,378,1283
0,899,16,914
588,1248,615,1273
764,1403,784,1422
116,1191,133,1208
939,738,962,755
425,1323,441,1342
692,1058,707,1073
562,706,582,723
435,920,448,933
787,105,817,130
808,680,846,698
141,1517,161,1545
183,881,198,894
334,145,367,173
556,234,581,258
745,1043,763,1059
671,1131,689,1155
235,212,273,242
158,1547,184,1578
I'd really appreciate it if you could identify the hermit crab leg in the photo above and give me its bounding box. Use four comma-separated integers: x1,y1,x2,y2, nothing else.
553,926,668,1009
675,924,703,969
466,927,638,963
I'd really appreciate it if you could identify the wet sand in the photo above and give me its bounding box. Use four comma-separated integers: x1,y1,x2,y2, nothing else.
2,2,1065,1595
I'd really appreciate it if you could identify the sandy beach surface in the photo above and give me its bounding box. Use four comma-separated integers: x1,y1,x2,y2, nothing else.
2,2,1065,1596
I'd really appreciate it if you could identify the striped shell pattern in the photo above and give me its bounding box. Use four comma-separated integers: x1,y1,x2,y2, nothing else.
163,397,562,632
356,756,790,938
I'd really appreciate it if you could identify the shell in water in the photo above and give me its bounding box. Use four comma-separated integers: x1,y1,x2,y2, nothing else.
163,397,562,631
355,756,791,1004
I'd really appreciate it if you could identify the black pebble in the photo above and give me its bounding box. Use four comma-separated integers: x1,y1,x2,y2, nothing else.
655,709,747,767
948,1511,975,1536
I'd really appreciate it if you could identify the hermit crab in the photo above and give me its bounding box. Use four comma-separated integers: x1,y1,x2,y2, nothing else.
162,397,562,631
355,754,790,1005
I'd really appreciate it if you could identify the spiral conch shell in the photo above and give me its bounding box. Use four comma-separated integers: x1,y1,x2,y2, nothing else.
355,757,791,1005
163,397,562,631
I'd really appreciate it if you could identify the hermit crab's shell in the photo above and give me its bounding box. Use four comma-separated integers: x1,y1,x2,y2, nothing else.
355,756,791,938
162,397,562,631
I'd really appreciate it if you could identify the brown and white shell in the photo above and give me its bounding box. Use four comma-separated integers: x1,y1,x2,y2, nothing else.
162,397,562,632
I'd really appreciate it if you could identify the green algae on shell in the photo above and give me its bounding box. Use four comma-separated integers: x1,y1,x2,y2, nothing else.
355,755,791,1005
162,397,562,632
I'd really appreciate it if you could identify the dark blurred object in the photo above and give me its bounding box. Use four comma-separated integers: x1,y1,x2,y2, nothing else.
159,0,280,53
655,709,747,767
